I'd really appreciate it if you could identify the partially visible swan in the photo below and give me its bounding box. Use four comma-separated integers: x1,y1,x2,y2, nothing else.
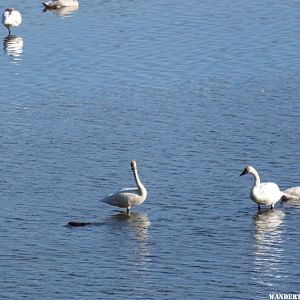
240,166,284,210
42,0,79,9
282,187,300,201
102,160,147,214
43,5,79,16
2,8,22,35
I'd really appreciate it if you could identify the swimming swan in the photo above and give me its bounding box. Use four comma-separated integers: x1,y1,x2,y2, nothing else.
282,187,300,201
42,0,79,9
102,160,147,214
240,166,284,210
2,8,22,35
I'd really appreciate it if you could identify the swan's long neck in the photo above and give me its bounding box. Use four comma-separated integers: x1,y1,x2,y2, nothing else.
251,169,261,186
132,166,146,196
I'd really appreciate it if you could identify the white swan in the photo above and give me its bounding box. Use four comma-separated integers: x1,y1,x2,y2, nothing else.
282,187,300,201
2,8,22,35
240,166,284,210
102,160,147,214
42,0,79,9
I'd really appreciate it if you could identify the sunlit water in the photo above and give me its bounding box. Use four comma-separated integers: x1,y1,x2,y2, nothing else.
0,0,300,299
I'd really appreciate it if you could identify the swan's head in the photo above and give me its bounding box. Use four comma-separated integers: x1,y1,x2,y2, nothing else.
3,8,12,17
131,160,137,170
4,8,18,15
240,166,256,176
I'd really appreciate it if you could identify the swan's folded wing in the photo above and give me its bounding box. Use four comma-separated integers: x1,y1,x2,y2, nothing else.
102,188,140,207
258,182,283,201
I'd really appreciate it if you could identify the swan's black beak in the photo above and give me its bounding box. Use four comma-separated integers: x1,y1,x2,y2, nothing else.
240,168,247,176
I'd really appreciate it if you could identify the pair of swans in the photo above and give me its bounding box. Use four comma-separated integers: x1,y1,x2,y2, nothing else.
2,1,79,35
241,166,300,210
103,163,300,213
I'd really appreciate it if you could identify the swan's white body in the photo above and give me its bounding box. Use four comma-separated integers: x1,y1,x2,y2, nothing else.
240,166,283,209
102,160,147,213
282,187,300,201
2,8,22,35
42,0,79,9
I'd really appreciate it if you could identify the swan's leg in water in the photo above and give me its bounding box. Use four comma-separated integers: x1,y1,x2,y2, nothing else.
257,205,261,210
270,204,274,209
126,207,130,214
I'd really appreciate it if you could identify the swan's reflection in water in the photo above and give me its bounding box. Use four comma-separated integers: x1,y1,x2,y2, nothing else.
110,212,150,242
252,209,286,287
3,35,23,62
43,6,79,17
108,212,151,259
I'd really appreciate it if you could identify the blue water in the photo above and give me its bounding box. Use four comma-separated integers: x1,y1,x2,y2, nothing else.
1,0,300,299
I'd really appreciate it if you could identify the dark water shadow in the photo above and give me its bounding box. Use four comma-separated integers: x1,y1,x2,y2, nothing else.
67,220,102,227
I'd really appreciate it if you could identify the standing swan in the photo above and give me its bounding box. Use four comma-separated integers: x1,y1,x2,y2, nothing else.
102,160,147,214
240,166,284,210
2,8,22,35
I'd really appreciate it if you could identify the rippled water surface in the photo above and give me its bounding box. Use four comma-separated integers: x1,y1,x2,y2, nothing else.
1,0,300,299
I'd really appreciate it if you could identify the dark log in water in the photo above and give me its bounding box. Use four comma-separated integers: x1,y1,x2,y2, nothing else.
67,221,92,227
